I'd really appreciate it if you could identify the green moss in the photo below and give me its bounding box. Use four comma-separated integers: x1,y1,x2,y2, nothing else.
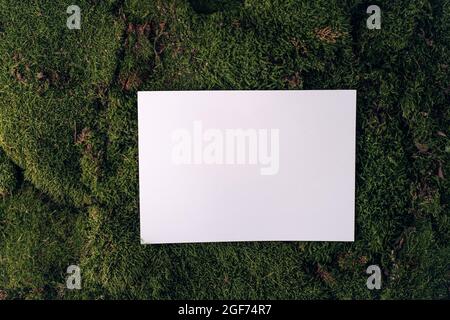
0,0,124,205
0,149,17,196
0,0,448,299
0,185,81,299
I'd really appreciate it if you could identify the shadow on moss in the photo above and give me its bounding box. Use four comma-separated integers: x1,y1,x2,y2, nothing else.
189,0,243,14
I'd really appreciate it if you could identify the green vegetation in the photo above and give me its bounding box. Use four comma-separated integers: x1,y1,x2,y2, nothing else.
0,0,448,299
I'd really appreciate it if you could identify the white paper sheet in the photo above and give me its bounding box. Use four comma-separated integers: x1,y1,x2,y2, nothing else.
138,90,356,244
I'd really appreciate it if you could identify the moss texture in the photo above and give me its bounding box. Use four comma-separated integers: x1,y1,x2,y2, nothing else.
0,0,448,299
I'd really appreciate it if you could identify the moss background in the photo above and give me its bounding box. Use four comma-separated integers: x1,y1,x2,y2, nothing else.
0,0,449,299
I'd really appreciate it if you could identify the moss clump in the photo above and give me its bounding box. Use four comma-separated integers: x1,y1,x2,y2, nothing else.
0,0,124,205
0,186,81,299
